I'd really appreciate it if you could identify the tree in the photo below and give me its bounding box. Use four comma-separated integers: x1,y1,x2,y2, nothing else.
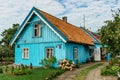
0,23,19,63
1,24,19,46
99,9,120,57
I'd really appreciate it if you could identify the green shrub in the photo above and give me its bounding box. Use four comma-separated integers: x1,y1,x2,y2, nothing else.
0,68,3,74
5,65,8,72
109,58,118,66
101,66,120,76
40,56,56,68
13,69,31,75
9,64,32,75
9,57,14,62
13,69,25,75
75,59,80,68
46,69,66,80
11,66,14,74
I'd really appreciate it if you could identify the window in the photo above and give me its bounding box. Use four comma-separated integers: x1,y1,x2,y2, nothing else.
46,48,54,58
73,47,78,59
34,24,41,37
22,48,29,59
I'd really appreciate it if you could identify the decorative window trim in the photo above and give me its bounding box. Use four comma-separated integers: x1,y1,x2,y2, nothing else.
73,47,78,59
22,48,29,59
46,48,54,58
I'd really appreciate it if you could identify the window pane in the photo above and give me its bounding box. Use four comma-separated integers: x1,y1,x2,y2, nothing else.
34,29,37,36
22,48,29,59
46,48,53,58
26,52,28,58
24,53,25,58
34,24,41,37
74,47,78,59
47,53,49,58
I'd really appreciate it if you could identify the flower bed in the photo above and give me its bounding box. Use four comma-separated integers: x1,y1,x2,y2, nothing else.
59,59,74,70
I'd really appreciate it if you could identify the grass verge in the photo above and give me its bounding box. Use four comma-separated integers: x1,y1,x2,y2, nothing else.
0,67,65,80
74,63,103,80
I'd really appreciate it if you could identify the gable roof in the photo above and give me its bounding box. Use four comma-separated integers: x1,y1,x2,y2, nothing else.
80,27,101,44
91,32,101,43
10,7,94,46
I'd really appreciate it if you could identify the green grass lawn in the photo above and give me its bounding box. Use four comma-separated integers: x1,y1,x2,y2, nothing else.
74,63,103,80
0,67,65,80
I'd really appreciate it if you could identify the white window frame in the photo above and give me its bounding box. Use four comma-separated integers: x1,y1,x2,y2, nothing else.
22,48,29,59
46,48,54,58
73,47,78,59
34,24,41,37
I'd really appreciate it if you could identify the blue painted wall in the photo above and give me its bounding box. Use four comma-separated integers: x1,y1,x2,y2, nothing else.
65,43,90,64
15,42,66,67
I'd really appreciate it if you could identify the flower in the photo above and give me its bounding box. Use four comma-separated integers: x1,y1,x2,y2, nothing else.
59,59,74,71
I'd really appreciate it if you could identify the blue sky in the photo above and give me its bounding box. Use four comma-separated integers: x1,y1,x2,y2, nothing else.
0,0,120,39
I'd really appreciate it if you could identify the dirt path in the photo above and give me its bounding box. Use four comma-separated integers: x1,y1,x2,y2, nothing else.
85,63,117,80
53,62,100,80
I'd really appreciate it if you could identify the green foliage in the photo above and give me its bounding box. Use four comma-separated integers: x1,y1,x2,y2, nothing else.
0,23,19,64
0,67,65,80
99,9,120,57
75,59,80,68
12,64,32,75
11,66,14,74
1,24,19,45
5,66,8,73
109,58,119,66
0,68,3,74
40,56,56,68
46,69,66,80
0,64,33,75
13,69,31,75
101,66,120,76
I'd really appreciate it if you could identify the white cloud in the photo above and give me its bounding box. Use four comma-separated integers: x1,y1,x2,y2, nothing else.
0,0,120,39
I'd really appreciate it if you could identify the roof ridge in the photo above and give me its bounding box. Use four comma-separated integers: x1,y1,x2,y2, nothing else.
36,7,82,29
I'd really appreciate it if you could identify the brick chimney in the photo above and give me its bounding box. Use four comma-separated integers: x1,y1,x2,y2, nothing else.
62,16,67,22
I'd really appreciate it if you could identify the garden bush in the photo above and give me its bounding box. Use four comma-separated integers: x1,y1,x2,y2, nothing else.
59,59,74,70
13,69,31,75
12,64,32,75
109,58,119,66
75,59,80,68
40,56,56,68
46,68,66,80
101,66,120,76
0,68,3,74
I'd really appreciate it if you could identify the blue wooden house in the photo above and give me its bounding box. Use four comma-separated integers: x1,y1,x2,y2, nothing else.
80,27,102,61
10,7,94,67
80,27,111,61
